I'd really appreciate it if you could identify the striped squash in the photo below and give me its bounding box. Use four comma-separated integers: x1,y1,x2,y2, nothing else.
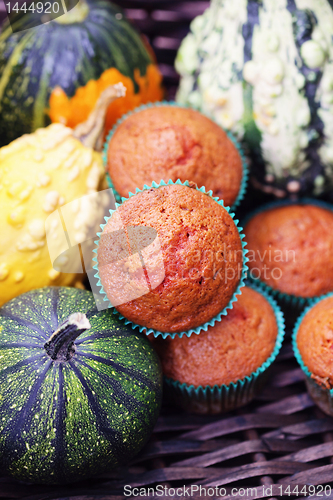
176,0,333,197
0,0,163,147
0,287,162,484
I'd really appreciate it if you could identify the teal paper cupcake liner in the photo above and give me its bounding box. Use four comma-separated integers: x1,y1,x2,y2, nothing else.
164,282,285,414
102,101,248,211
242,198,333,308
92,179,249,339
292,293,333,416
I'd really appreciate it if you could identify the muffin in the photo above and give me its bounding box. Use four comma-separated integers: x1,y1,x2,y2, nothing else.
293,294,333,416
151,285,284,414
104,104,246,208
244,202,333,300
95,181,246,337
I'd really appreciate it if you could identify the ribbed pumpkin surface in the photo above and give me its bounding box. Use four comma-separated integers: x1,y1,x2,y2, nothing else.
0,287,162,484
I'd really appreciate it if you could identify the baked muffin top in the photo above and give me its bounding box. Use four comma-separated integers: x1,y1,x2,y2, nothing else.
244,204,333,298
151,286,278,386
297,295,333,389
97,183,243,334
106,106,243,207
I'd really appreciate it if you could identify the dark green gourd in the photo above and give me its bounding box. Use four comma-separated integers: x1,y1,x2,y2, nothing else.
0,287,162,484
0,0,162,147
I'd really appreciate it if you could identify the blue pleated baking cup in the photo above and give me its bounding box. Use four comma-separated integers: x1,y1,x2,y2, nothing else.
164,281,285,414
92,178,249,339
102,100,248,211
242,198,333,308
292,293,333,416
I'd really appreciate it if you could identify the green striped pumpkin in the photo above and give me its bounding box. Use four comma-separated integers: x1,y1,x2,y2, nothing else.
0,0,161,147
176,0,333,197
0,287,162,484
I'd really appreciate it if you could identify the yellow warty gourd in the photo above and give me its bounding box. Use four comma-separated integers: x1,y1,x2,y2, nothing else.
0,83,125,306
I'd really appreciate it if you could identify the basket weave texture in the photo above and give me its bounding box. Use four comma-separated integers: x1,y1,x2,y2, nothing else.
2,336,333,498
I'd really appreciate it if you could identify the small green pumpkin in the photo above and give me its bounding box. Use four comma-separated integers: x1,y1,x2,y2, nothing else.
176,0,333,197
0,287,162,484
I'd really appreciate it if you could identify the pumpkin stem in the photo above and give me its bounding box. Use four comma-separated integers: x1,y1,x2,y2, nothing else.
54,0,90,25
73,82,126,151
44,312,91,362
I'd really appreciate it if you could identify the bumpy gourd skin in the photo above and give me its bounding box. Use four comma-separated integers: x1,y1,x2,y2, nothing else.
297,296,333,389
0,287,162,484
176,0,333,197
0,124,107,306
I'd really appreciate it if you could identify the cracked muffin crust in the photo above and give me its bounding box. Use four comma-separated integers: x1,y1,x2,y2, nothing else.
97,183,243,334
106,105,243,207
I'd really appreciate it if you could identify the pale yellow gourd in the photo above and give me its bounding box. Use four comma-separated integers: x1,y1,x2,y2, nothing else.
0,83,125,306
